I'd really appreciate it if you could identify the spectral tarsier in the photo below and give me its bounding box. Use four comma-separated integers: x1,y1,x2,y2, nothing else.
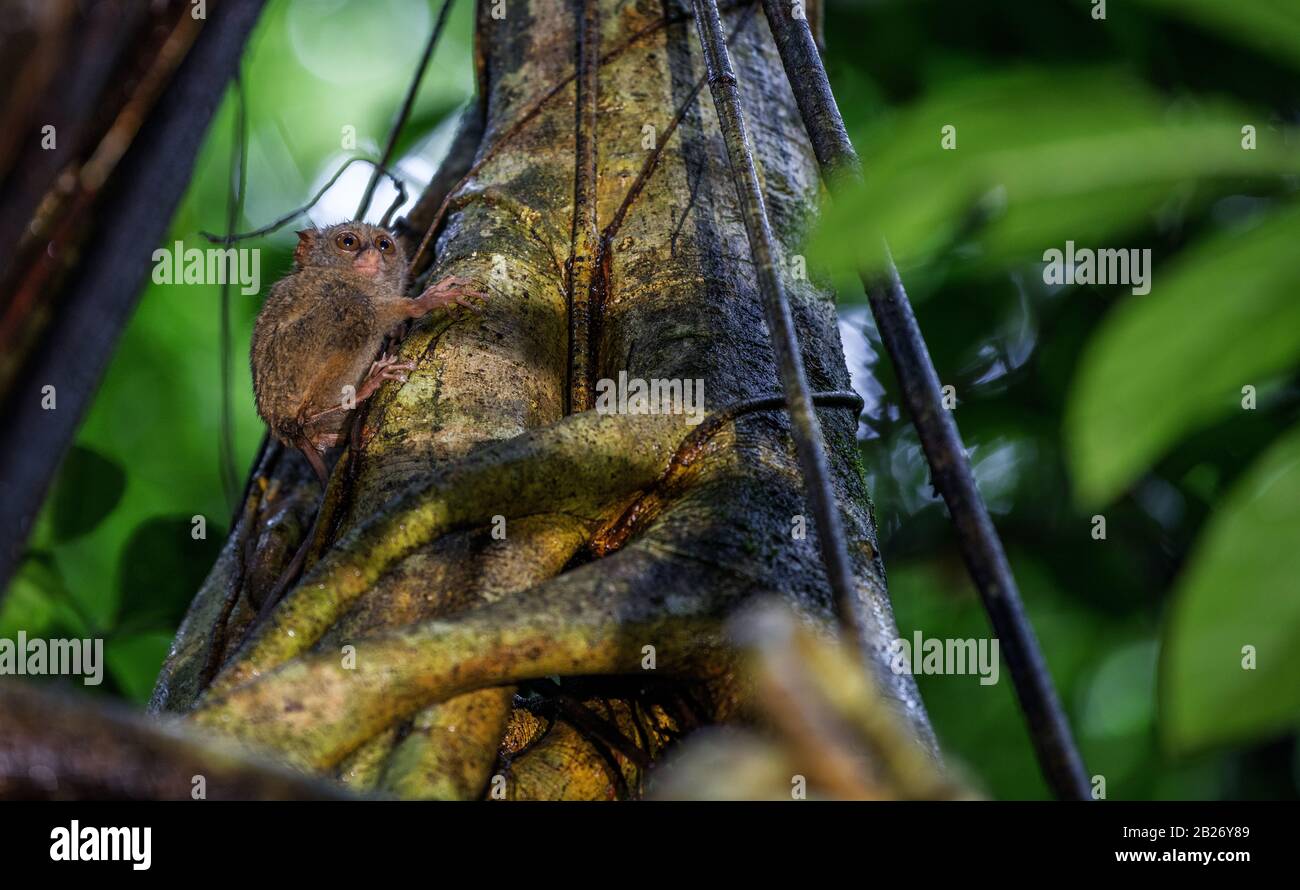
244,223,487,620
251,222,487,485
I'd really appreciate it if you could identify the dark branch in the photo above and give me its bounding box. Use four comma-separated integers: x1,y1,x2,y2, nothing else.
355,0,457,221
0,0,269,597
667,390,862,479
759,0,1090,801
689,0,877,650
219,71,250,509
566,0,600,414
199,156,406,244
0,2,153,286
0,681,350,800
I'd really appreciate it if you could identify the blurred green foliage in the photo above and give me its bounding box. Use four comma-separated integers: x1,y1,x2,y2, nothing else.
1,0,476,700
1134,0,1300,70
1162,424,1300,754
808,69,1298,284
828,0,1300,799
1067,205,1300,506
3,0,1297,799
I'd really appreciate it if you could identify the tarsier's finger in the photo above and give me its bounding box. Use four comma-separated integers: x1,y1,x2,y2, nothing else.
461,289,492,305
427,275,469,296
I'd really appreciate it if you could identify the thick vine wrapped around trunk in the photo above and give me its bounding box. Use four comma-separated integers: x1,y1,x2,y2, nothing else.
151,0,932,800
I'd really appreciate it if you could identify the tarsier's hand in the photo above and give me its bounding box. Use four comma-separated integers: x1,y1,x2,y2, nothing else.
414,274,490,316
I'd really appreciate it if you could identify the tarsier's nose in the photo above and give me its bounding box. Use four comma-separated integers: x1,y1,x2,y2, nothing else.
353,246,381,275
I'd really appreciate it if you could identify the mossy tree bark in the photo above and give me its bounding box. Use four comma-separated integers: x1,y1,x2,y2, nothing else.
152,0,932,800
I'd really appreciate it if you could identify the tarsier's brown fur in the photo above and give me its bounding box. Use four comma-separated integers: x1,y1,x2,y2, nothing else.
243,222,485,621
251,222,484,483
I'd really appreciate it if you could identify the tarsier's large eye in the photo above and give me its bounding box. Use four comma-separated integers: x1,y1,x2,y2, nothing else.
335,232,360,251
375,235,393,253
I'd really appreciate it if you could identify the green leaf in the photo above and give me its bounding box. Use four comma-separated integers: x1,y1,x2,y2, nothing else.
115,516,225,632
1135,0,1300,70
805,69,1299,286
1066,203,1300,506
0,553,70,639
48,446,127,542
1160,423,1300,753
104,632,174,704
1082,640,1158,739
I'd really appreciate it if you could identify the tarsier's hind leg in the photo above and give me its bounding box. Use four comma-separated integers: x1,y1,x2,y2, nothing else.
296,440,330,488
272,412,330,489
258,427,348,622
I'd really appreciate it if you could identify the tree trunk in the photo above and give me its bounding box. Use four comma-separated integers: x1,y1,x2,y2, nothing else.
151,0,932,800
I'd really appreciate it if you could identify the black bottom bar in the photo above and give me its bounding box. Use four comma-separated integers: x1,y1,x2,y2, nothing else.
1,800,1281,875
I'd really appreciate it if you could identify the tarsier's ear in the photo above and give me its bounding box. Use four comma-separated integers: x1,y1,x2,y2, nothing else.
293,229,316,266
